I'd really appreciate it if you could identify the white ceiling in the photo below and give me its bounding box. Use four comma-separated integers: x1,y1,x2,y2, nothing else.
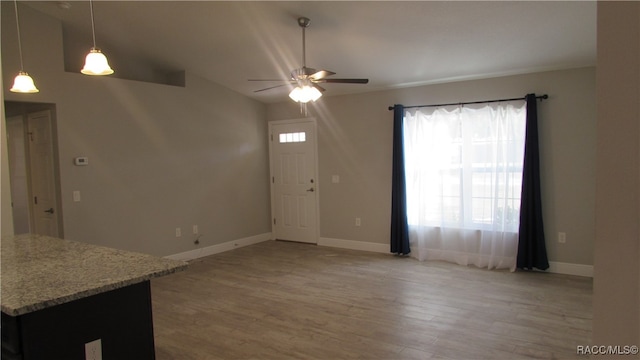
25,1,597,104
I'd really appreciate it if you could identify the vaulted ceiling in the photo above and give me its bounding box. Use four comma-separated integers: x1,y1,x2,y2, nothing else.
25,1,597,103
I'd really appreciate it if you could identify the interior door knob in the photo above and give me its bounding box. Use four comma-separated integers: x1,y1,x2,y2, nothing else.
306,188,315,192
44,208,54,214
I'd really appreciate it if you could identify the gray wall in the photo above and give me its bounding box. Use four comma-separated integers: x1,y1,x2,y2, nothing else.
267,67,597,267
1,3,271,256
593,1,640,349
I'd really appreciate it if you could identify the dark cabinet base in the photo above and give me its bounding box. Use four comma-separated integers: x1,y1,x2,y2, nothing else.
2,281,156,360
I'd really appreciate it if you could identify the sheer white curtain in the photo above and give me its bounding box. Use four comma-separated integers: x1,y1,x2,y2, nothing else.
403,101,526,271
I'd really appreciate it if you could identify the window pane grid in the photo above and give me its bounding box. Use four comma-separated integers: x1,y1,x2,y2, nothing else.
279,132,307,143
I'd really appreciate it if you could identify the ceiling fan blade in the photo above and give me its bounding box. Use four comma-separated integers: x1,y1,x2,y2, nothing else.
253,83,293,93
312,83,326,92
248,79,293,82
309,70,336,81
319,78,369,84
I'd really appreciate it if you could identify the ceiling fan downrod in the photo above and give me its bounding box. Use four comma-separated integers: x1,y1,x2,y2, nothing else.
298,17,310,69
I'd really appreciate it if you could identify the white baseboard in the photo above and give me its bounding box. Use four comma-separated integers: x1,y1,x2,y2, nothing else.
318,237,389,254
165,232,273,261
548,261,593,278
166,234,594,278
319,237,594,278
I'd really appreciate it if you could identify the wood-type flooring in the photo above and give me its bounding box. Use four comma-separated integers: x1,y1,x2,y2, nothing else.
151,240,592,359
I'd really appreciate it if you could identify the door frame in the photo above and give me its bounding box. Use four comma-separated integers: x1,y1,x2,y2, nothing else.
268,118,320,244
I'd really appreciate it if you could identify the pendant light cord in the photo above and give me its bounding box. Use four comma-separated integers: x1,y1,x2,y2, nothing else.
89,0,97,48
13,0,25,70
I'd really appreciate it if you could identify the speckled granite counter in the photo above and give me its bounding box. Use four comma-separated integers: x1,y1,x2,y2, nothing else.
2,234,188,359
1,233,188,316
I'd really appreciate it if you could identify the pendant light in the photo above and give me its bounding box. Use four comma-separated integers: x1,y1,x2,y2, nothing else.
81,0,113,75
10,0,39,93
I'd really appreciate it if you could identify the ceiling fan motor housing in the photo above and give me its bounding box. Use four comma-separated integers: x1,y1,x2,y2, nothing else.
292,67,317,79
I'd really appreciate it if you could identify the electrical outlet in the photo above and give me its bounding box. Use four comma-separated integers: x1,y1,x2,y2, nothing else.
558,232,566,243
85,339,102,360
355,217,361,226
193,225,198,234
176,227,182,237
73,190,81,202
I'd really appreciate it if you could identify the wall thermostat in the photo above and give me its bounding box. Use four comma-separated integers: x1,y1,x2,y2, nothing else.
74,157,89,166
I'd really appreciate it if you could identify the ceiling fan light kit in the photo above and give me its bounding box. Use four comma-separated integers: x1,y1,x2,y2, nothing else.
250,17,368,106
289,84,322,103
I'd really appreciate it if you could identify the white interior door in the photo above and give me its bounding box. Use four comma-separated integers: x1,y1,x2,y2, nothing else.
27,110,60,237
269,119,318,244
6,115,31,233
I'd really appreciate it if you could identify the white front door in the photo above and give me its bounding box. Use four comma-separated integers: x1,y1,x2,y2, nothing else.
28,110,60,237
269,119,318,244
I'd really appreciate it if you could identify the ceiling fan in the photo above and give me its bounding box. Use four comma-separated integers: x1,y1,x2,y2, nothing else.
249,17,369,103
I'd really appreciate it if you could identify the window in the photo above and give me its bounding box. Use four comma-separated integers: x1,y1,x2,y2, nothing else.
404,102,526,232
279,132,306,143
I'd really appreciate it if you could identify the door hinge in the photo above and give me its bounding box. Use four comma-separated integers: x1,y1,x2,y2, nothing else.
273,218,276,225
34,196,38,205
272,176,275,183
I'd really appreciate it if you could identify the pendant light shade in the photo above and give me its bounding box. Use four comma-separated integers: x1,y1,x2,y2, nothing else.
289,85,322,103
81,48,114,75
81,0,113,76
9,0,39,93
10,71,39,93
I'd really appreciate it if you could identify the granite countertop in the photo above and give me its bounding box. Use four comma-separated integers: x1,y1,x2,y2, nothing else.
1,234,188,316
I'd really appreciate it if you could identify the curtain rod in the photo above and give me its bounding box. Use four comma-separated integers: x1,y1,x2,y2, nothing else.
387,94,548,111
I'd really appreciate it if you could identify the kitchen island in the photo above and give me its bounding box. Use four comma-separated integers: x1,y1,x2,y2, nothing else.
1,234,188,360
